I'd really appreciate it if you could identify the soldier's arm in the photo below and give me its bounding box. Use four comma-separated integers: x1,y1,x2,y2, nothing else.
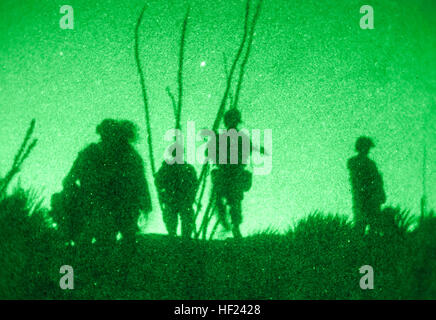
63,144,99,188
373,164,386,203
62,150,85,189
347,158,358,188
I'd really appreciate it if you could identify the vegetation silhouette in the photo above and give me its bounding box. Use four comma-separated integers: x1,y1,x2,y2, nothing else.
1,183,435,298
0,119,37,197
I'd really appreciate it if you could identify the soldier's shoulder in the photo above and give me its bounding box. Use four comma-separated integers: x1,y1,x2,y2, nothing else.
83,142,99,149
347,156,358,167
185,163,197,174
79,143,101,156
129,146,144,162
156,161,169,174
367,158,378,169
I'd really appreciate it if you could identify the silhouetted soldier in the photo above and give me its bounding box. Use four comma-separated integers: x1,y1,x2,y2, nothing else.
155,149,198,238
347,136,386,235
62,119,152,252
208,109,266,238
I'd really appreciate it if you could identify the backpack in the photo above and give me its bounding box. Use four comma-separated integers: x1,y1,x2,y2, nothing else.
211,168,252,193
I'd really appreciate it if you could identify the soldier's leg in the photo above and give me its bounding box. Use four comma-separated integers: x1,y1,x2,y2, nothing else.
180,207,194,239
216,194,230,230
229,201,243,238
162,205,178,237
118,214,139,283
89,210,118,289
99,212,118,246
119,215,138,257
353,205,367,236
212,171,230,230
366,202,382,235
355,219,367,236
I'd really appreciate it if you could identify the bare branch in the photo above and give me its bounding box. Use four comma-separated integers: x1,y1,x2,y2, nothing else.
166,86,177,119
222,53,234,107
0,120,38,197
211,0,251,131
176,6,190,131
134,3,156,175
194,0,263,237
233,0,263,109
13,118,35,168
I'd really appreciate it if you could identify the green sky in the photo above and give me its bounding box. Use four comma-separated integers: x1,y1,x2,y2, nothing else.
1,0,435,235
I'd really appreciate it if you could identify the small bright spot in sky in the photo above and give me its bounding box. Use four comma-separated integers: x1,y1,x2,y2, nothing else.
200,61,206,67
59,51,63,56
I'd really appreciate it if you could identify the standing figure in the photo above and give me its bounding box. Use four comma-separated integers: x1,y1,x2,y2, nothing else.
62,119,152,252
208,109,266,238
347,136,386,235
155,150,198,238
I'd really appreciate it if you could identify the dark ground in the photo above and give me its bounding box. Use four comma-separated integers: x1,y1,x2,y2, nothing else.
1,188,435,300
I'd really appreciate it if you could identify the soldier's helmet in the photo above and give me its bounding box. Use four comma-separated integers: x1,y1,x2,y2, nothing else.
355,136,375,154
96,119,138,144
224,109,242,128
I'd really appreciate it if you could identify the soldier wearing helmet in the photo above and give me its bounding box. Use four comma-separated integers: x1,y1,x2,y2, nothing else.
347,136,386,235
60,119,152,254
155,144,198,238
207,108,266,238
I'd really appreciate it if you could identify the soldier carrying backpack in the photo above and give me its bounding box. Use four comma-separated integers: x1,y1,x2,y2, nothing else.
207,109,266,238
155,147,198,238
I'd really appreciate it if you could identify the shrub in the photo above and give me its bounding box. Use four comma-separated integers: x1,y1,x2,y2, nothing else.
0,186,61,299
